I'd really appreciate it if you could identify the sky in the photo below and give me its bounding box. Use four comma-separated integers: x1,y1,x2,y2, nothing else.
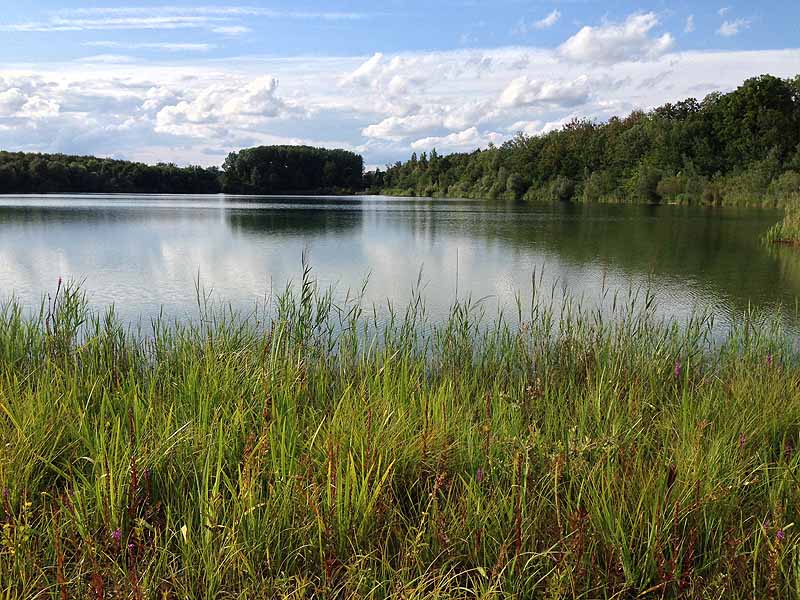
0,1,798,169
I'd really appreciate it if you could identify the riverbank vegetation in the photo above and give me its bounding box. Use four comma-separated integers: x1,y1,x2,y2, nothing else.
765,207,800,244
1,275,799,598
369,75,800,207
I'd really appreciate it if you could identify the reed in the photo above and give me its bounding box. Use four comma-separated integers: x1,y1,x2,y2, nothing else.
0,270,798,598
765,207,800,245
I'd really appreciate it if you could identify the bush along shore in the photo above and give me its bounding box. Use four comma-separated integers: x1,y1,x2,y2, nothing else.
1,274,799,598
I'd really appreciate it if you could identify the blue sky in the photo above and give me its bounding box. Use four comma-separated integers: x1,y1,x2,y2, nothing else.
0,1,798,168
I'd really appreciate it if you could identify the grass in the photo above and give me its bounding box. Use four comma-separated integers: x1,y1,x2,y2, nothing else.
0,269,799,599
765,208,800,245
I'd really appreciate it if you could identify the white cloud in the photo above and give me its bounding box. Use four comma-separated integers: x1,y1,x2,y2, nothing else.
535,10,561,30
3,16,229,32
212,26,251,35
0,88,27,115
410,127,504,153
84,41,216,52
18,97,61,119
155,76,288,139
507,120,543,136
360,100,497,141
685,15,695,33
718,19,751,37
559,13,674,64
78,54,138,64
364,114,446,140
340,53,385,87
718,7,731,16
514,9,561,35
498,76,590,109
56,6,368,20
2,6,369,32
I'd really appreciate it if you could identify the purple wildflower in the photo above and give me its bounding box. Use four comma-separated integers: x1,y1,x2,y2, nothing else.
777,529,785,542
674,360,681,379
739,433,746,449
127,542,136,552
476,467,484,483
767,353,773,367
112,528,121,542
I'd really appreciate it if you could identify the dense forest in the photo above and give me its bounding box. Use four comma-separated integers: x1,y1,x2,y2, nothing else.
0,146,363,195
0,152,222,194
368,74,800,207
222,145,363,194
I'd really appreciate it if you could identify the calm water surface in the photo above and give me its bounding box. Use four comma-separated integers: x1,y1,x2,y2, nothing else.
0,194,795,330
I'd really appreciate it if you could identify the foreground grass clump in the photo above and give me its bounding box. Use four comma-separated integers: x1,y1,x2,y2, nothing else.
765,207,800,244
0,275,799,599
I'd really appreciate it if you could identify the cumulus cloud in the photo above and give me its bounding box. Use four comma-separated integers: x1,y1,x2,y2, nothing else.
559,13,674,64
0,78,62,120
498,76,590,109
685,15,695,34
361,100,495,141
155,77,288,138
718,19,751,37
363,114,443,141
507,120,544,136
0,88,27,115
410,127,504,153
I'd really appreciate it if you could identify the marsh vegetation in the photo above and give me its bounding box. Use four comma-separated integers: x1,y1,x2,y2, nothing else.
1,272,798,598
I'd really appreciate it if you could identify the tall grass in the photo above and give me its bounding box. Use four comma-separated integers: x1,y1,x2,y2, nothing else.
765,208,800,244
0,271,799,598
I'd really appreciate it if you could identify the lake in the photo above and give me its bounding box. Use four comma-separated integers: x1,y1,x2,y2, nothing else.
0,194,794,331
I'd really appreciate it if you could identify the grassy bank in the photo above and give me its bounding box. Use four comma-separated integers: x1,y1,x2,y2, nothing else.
1,276,799,598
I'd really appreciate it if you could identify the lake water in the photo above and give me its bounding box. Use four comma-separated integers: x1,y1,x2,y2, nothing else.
0,194,795,331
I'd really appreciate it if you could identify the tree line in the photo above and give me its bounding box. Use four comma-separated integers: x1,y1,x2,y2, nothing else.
0,145,363,195
0,152,222,194
367,74,800,207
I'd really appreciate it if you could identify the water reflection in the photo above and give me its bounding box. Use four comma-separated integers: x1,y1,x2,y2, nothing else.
0,194,792,329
